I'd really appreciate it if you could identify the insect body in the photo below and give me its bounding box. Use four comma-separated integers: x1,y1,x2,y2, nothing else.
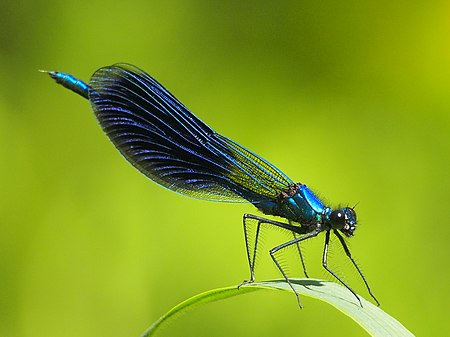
44,64,379,307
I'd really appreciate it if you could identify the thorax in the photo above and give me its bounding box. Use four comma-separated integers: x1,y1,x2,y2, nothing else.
256,183,330,226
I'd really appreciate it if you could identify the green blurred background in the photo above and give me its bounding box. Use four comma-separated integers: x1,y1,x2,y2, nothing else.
1,1,449,336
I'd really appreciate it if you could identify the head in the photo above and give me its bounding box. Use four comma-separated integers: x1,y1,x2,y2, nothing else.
329,207,357,237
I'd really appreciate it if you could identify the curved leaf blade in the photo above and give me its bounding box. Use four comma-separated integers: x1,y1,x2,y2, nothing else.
141,279,414,337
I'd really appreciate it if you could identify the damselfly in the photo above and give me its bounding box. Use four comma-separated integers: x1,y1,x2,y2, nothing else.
43,64,379,308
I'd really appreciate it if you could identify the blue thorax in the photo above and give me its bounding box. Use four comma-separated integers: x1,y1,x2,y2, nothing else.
255,183,326,225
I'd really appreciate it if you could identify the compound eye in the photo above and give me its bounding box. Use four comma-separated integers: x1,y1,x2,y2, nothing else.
330,210,346,229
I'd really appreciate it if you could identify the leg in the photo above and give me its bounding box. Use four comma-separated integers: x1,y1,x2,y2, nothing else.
333,229,380,306
292,231,309,278
241,214,261,284
269,230,320,308
240,213,302,287
322,230,362,307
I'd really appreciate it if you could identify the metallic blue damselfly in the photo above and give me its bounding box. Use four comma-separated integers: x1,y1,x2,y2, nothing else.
43,63,379,308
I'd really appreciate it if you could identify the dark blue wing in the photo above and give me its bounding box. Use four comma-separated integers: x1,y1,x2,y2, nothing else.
88,63,293,203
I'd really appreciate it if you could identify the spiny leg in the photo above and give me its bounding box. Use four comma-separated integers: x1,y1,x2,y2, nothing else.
239,213,302,287
333,229,380,306
322,230,363,307
269,231,320,308
240,214,262,285
292,231,309,278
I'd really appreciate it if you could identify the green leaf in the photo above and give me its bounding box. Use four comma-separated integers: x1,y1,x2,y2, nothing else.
141,279,414,337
